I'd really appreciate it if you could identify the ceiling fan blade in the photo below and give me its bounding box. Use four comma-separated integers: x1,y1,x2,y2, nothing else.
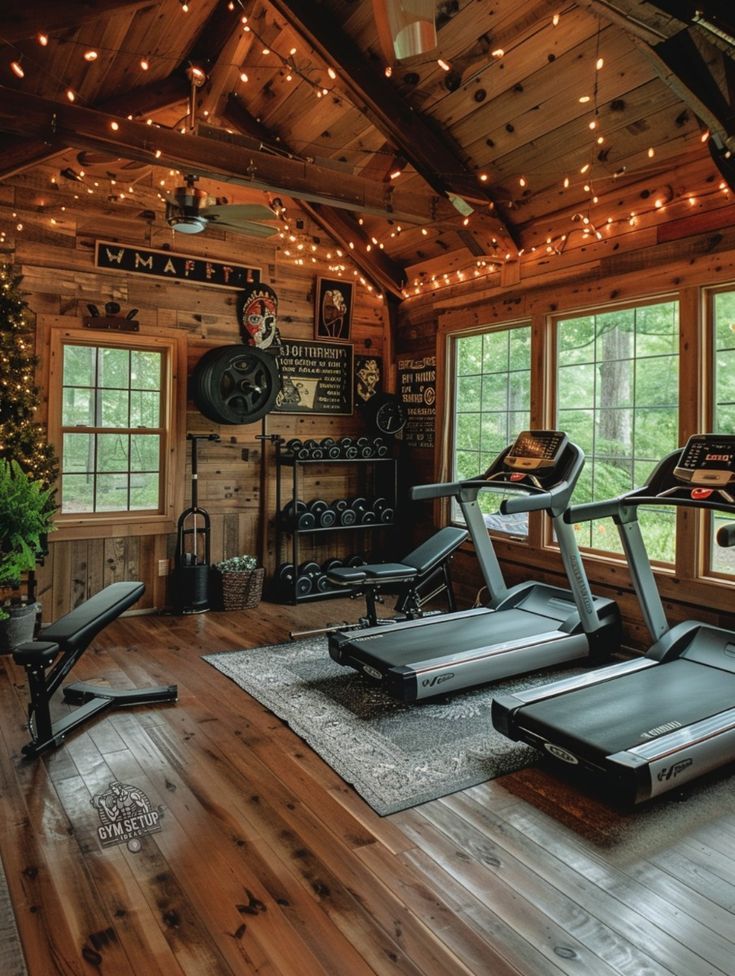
211,219,279,238
201,203,277,223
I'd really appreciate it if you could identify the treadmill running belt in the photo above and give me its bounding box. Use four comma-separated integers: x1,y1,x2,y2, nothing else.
520,659,735,757
344,608,558,669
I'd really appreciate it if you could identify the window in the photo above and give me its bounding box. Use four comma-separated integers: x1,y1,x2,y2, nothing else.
710,287,735,576
52,334,173,520
452,324,531,534
555,299,679,561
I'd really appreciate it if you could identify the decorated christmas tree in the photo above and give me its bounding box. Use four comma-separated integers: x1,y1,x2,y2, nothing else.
0,264,58,490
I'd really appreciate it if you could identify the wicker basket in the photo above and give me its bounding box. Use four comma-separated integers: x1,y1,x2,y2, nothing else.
218,567,264,610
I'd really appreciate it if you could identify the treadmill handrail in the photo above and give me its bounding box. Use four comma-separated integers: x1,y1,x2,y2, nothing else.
564,497,628,523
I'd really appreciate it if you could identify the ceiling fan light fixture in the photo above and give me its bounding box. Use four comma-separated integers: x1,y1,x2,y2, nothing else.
168,213,208,233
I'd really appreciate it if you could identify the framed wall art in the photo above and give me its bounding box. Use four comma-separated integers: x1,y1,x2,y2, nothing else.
314,277,353,341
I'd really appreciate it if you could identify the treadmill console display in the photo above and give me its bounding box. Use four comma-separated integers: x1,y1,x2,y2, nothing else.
505,431,568,472
661,434,735,506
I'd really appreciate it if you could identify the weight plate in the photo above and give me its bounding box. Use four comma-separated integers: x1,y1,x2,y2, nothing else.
360,445,374,458
304,439,320,450
356,437,369,447
375,444,389,457
333,499,348,511
297,511,317,530
347,555,365,567
339,436,354,448
285,438,302,454
351,497,368,513
327,445,342,459
299,561,322,579
344,445,359,459
321,437,336,448
373,497,389,514
192,344,281,426
277,562,294,583
316,573,331,592
381,507,395,522
283,499,307,520
322,558,343,572
308,499,328,517
361,510,377,523
339,508,357,526
319,508,337,528
295,575,312,596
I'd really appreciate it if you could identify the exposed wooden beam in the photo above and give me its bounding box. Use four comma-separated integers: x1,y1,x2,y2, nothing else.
266,0,520,250
0,86,463,224
1,0,155,42
220,96,406,298
0,76,188,181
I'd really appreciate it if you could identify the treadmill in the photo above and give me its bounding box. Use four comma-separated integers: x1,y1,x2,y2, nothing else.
328,430,621,701
492,433,735,804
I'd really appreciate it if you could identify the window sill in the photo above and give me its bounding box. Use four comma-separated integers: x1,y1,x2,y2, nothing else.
51,513,176,541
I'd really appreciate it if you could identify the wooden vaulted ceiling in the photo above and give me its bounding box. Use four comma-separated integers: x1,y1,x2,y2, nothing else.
1,0,735,300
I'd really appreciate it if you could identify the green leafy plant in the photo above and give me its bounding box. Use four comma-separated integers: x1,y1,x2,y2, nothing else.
215,554,257,573
0,459,55,619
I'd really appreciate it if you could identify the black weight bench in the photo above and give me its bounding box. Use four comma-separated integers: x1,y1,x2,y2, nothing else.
12,581,177,758
326,525,468,627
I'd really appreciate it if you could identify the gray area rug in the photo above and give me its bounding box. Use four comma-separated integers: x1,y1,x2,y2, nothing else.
0,855,27,976
204,637,583,816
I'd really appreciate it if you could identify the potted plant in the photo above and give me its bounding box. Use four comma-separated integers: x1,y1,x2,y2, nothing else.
0,459,55,652
213,554,264,610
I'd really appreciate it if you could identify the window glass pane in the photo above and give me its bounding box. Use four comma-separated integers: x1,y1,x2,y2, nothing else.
453,325,531,537
711,290,735,574
557,300,679,559
62,387,95,426
130,472,160,510
61,473,94,513
130,350,161,390
99,389,130,427
130,390,160,427
98,347,129,388
63,345,95,387
96,473,129,512
62,433,94,473
131,434,160,472
98,433,129,472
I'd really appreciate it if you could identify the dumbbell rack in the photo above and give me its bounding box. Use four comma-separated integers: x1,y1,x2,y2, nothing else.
274,440,398,603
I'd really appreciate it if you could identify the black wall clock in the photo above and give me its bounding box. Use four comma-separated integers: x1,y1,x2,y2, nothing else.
367,392,409,436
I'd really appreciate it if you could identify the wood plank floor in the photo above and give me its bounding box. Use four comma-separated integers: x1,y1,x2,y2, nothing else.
1,599,734,976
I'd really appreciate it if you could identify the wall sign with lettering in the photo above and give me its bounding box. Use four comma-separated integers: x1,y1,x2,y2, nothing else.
95,240,260,290
398,355,437,449
274,340,353,415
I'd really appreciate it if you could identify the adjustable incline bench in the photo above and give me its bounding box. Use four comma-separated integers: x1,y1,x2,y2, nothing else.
325,525,468,627
12,581,178,758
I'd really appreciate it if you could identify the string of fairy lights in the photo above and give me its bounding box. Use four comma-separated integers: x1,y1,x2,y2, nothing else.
1,1,732,303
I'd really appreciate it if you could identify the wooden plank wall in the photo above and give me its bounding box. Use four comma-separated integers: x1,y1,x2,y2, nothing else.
1,166,390,617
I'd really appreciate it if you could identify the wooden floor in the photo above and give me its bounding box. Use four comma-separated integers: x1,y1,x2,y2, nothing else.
1,599,734,976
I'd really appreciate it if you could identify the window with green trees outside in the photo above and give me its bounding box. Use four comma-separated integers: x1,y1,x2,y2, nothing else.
452,324,531,535
711,289,735,576
59,342,165,514
556,300,679,561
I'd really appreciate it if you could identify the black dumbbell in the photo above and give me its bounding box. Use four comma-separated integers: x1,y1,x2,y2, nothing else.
340,436,359,459
357,436,374,458
303,438,323,459
283,499,307,523
321,437,342,459
347,554,366,567
284,438,302,456
332,498,349,513
380,506,395,523
350,497,368,520
322,558,343,573
296,560,321,596
373,437,389,458
338,506,357,526
309,498,336,528
316,572,331,592
276,562,295,596
373,497,389,515
361,508,377,524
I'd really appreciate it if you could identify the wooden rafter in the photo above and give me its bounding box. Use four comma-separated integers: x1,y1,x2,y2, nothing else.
0,76,188,181
220,96,406,298
0,86,467,225
1,0,156,42
265,0,520,251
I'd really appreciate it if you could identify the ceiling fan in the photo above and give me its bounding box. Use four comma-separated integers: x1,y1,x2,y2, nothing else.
165,175,279,237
